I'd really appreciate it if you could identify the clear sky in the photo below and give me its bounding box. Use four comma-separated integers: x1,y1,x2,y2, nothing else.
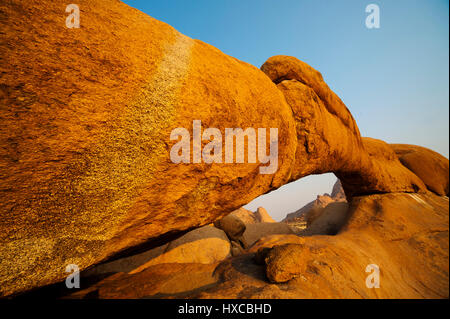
123,0,449,220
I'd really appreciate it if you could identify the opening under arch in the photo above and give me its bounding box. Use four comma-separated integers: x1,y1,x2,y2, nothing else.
244,173,340,222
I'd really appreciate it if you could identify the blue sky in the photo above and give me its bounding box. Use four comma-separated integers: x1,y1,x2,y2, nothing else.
123,0,449,220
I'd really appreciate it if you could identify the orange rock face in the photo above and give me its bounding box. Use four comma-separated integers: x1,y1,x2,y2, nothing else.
0,0,446,297
283,179,346,226
261,56,426,197
230,207,275,224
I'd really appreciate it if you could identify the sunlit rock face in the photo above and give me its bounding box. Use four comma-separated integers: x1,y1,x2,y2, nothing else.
67,192,448,299
0,0,446,297
261,56,426,198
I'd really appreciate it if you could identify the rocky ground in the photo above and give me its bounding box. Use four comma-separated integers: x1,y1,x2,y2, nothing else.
1,0,448,298
283,179,347,234
58,191,448,299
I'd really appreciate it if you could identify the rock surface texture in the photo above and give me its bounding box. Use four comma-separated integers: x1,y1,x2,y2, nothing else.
67,192,448,299
230,207,275,224
283,179,346,225
261,56,426,197
240,222,295,249
83,225,231,278
0,0,296,296
0,0,448,297
390,144,449,196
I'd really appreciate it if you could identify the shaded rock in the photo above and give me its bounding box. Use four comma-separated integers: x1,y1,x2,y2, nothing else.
230,207,275,225
183,193,448,298
214,214,246,241
261,56,426,198
186,254,296,299
265,244,311,283
390,144,449,196
331,180,346,200
230,241,245,257
300,202,350,236
253,247,272,265
82,244,169,279
240,223,295,249
305,196,337,226
249,234,306,253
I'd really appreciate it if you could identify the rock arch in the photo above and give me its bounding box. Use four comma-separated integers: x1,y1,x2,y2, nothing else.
0,0,446,296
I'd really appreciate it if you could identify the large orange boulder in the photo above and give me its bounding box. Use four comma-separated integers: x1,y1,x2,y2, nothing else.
68,193,448,299
0,0,296,296
229,208,258,225
390,144,449,196
128,226,231,273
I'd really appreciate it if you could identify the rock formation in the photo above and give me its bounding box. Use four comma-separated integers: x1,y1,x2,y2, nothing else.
240,223,295,249
261,56,426,197
66,192,448,299
0,0,447,297
86,225,231,277
228,208,257,225
390,144,449,196
214,207,282,250
331,179,346,200
214,214,246,242
283,179,346,224
230,207,275,224
0,0,297,295
300,202,350,236
69,263,219,299
255,207,276,223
